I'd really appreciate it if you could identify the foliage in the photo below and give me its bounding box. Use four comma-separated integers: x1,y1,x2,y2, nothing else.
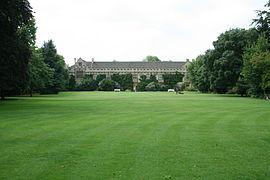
162,72,184,89
252,1,270,42
98,79,116,91
68,75,76,91
96,74,106,83
78,75,97,91
234,76,249,96
242,34,270,97
159,84,169,91
187,29,258,94
145,82,160,91
0,0,33,99
136,74,158,91
186,2,270,97
187,55,210,92
111,74,133,90
149,74,158,83
136,82,148,91
209,29,258,93
27,48,53,96
17,18,53,96
39,40,69,94
143,55,161,62
137,74,170,91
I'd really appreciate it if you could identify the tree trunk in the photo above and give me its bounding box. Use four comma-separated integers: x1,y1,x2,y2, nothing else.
30,89,33,97
0,90,5,100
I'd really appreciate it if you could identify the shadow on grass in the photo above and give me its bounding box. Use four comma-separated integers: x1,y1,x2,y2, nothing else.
0,98,22,101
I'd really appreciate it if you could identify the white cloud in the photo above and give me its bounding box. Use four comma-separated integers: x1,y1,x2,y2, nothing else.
29,0,267,65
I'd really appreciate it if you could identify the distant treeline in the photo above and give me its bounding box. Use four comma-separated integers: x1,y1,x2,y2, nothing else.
187,1,270,98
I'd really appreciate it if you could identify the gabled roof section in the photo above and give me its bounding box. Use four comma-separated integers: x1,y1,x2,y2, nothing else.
84,61,186,69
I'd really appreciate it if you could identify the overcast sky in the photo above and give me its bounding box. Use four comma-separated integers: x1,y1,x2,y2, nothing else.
29,0,266,65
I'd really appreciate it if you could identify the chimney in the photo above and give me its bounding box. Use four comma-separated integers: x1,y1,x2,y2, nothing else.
74,58,76,64
91,58,94,69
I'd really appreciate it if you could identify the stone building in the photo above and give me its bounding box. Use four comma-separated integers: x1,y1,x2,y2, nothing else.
69,58,190,89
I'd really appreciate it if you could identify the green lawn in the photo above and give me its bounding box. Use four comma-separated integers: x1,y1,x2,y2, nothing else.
0,92,270,180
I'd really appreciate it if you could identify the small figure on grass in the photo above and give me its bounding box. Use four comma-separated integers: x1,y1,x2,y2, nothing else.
175,87,180,94
174,82,184,94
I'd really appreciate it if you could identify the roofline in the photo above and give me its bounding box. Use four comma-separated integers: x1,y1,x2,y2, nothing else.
84,61,187,63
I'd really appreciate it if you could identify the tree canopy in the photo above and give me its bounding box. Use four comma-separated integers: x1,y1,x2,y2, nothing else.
187,1,270,98
187,28,259,94
143,56,161,62
252,1,270,42
242,34,270,97
0,0,33,99
39,40,69,94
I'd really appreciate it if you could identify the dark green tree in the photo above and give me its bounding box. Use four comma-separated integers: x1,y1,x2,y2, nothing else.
78,75,97,91
68,75,76,91
111,74,133,90
111,74,121,84
98,79,116,91
162,72,184,89
136,75,158,91
208,29,258,93
27,49,53,96
0,0,33,99
149,74,158,83
235,76,249,96
121,74,133,90
17,18,53,96
39,40,69,94
96,74,106,83
136,82,148,91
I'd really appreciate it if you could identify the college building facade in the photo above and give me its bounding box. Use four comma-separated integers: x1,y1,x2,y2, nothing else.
69,58,190,88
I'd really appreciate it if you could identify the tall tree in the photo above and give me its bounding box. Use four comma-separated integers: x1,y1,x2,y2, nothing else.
0,0,33,99
68,75,77,91
27,49,53,96
39,40,69,94
208,29,258,93
187,55,210,92
242,34,270,97
252,1,270,42
17,18,53,96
